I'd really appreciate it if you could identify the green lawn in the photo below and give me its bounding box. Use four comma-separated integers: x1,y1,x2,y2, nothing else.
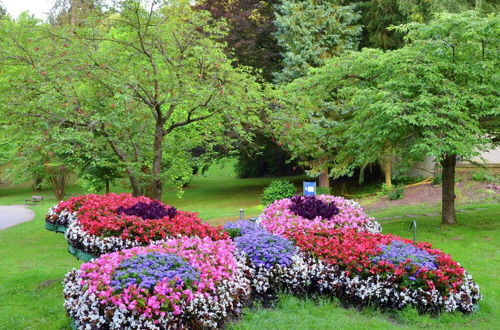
0,164,498,329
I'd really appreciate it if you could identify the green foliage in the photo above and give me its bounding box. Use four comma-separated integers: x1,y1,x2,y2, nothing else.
432,173,442,185
274,0,361,83
262,179,296,206
317,186,331,195
385,184,405,200
225,228,242,239
274,10,499,183
236,133,301,178
0,0,264,199
471,169,496,182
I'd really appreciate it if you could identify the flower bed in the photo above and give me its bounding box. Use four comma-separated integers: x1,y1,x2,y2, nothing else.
225,205,480,315
64,237,250,329
283,227,481,313
59,193,480,328
258,195,382,236
62,194,227,257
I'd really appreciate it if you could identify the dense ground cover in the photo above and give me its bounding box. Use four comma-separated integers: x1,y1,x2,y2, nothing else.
0,165,498,329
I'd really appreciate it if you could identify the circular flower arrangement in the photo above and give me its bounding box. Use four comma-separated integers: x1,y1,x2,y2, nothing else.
60,193,480,329
64,237,250,329
61,194,227,258
258,195,382,236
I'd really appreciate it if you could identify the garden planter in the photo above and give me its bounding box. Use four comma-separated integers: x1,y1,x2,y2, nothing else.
44,221,67,233
67,244,97,262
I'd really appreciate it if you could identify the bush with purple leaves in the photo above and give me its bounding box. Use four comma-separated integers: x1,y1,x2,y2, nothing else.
289,195,340,220
110,253,199,292
117,201,177,220
371,241,437,271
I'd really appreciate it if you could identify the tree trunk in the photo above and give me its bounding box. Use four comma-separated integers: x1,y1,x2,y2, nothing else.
319,169,330,188
106,137,141,196
49,168,69,201
383,159,392,189
151,120,164,200
124,168,141,196
441,154,457,225
105,179,110,194
32,174,43,192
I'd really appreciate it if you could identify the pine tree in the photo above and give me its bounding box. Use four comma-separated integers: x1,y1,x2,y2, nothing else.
274,0,362,84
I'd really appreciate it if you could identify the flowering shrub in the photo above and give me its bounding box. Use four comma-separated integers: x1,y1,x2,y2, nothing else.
62,193,227,256
64,237,251,329
258,195,382,236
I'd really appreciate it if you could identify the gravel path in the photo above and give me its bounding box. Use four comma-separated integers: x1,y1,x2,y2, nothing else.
0,205,36,230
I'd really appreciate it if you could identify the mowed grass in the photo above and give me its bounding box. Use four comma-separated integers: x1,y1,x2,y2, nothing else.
0,162,498,329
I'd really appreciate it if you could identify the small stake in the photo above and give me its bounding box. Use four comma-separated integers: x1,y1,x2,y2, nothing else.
239,209,244,220
408,220,417,242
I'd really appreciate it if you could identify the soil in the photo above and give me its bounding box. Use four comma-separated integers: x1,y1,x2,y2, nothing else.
360,178,499,212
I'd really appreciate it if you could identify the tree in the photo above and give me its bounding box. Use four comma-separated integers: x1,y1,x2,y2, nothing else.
388,12,499,224
277,11,498,224
0,2,6,19
0,1,263,200
49,0,101,25
359,0,499,50
196,0,283,82
274,0,362,84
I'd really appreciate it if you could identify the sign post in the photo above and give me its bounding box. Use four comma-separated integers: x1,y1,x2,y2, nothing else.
303,181,316,196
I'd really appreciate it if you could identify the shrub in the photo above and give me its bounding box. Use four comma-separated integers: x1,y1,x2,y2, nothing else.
432,173,442,185
316,186,331,195
471,169,496,182
261,180,296,206
387,184,405,200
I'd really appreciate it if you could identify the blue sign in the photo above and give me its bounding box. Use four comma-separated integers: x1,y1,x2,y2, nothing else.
303,181,316,196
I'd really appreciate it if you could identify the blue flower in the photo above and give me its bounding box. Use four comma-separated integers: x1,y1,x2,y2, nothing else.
111,253,199,292
234,230,295,269
371,241,437,271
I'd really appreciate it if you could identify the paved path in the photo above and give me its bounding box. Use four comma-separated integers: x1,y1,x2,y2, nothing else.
0,205,36,230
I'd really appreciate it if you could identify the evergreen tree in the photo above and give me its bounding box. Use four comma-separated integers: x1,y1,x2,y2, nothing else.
274,0,362,84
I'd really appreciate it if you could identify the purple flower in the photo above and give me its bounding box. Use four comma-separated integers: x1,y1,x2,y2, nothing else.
289,195,340,220
371,241,437,271
234,231,295,269
111,253,199,292
117,201,177,220
224,220,263,237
